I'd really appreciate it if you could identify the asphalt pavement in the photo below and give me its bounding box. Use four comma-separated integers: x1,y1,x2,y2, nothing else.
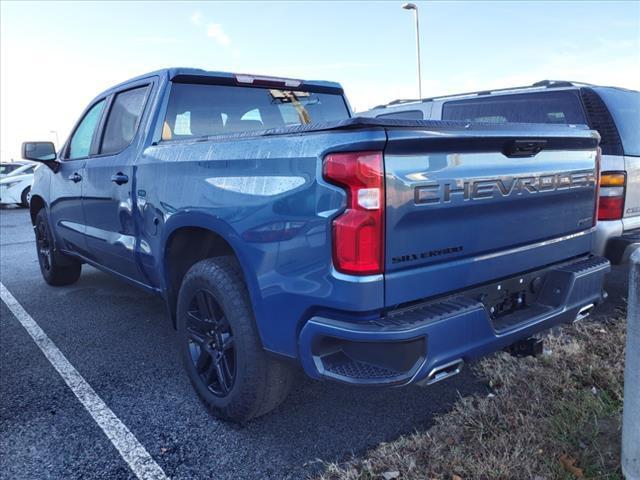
0,206,630,480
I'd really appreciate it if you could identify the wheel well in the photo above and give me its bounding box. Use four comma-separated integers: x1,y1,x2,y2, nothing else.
164,227,237,325
29,195,45,224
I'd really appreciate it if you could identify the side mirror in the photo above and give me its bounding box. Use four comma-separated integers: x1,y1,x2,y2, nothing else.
21,141,59,171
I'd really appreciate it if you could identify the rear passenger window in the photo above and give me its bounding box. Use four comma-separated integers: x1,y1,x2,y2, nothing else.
377,110,424,120
442,91,588,125
101,86,149,154
68,100,106,159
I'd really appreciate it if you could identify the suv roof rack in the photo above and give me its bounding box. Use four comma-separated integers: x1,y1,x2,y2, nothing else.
372,98,421,109
375,80,594,110
531,79,593,88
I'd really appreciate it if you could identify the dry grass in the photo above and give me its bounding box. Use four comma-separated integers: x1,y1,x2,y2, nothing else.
316,315,626,480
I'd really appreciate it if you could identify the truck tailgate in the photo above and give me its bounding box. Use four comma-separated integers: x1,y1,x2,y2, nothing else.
383,126,600,306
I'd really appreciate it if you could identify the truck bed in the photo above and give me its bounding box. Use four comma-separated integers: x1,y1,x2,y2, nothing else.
143,115,601,360
160,117,600,303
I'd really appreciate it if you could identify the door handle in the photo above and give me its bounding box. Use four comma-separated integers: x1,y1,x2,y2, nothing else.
68,172,82,183
111,172,129,185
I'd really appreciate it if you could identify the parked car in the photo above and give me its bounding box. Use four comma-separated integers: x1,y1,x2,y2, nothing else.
23,69,609,422
0,160,30,177
363,80,640,264
0,162,36,207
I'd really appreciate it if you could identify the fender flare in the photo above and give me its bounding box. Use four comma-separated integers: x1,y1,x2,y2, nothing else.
159,209,261,315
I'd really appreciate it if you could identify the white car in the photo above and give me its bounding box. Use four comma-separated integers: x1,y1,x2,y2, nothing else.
0,161,30,177
0,162,37,207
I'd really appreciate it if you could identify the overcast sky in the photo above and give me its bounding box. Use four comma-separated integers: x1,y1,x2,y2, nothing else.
1,0,639,161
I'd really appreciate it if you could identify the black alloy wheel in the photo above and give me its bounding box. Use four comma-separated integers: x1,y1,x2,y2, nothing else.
185,289,236,396
35,217,53,273
177,256,294,422
33,209,81,286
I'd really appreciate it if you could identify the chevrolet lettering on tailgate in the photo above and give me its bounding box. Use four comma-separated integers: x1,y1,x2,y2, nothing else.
415,170,596,204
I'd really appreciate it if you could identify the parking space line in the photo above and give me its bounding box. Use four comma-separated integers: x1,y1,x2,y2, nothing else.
0,282,169,480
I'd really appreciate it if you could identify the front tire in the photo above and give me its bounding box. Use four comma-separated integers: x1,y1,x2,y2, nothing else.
177,257,293,423
34,209,82,286
20,187,30,208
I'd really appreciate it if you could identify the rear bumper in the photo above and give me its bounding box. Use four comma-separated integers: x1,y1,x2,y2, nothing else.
595,219,640,265
593,220,623,257
605,228,640,265
298,256,610,386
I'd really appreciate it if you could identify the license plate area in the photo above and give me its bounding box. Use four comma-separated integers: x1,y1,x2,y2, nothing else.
462,270,547,322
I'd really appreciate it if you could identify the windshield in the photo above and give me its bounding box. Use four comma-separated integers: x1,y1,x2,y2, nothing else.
162,83,350,140
595,87,640,157
5,163,35,177
0,164,23,175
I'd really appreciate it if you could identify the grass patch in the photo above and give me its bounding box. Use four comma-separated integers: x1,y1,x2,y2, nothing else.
317,315,626,480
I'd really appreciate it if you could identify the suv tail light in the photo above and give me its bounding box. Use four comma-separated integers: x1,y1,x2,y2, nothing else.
598,171,626,221
323,151,385,275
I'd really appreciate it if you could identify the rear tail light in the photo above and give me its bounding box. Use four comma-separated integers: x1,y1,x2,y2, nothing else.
598,171,626,221
323,151,385,275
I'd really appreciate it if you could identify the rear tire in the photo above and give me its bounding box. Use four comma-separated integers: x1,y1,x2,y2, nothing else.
34,209,82,286
177,256,293,423
20,187,30,208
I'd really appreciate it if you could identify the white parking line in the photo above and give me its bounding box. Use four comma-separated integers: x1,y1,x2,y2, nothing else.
0,282,169,480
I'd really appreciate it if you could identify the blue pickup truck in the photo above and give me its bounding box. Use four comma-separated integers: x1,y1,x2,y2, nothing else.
23,68,610,422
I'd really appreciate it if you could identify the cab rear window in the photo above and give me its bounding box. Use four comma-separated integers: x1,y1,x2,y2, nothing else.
442,90,588,125
162,83,350,140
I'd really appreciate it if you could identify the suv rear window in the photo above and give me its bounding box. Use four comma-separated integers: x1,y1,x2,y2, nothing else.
442,90,588,125
594,87,640,157
377,110,424,120
162,83,350,140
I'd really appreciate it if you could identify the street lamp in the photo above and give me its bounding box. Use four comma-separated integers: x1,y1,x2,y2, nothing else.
402,2,422,99
49,130,59,148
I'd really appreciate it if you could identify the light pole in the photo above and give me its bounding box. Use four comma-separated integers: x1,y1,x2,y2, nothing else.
402,2,422,99
49,130,59,148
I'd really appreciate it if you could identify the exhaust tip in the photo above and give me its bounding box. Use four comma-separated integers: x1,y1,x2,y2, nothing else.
425,359,464,385
575,303,595,322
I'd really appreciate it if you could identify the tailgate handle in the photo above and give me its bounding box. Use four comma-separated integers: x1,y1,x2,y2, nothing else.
503,139,547,158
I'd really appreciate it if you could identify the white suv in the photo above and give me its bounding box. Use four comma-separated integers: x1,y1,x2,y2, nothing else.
363,81,640,264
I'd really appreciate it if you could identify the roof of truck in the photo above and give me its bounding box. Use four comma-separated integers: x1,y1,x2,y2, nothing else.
96,68,344,98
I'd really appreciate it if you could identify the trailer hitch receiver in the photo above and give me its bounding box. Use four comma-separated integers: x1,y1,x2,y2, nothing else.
506,337,544,358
